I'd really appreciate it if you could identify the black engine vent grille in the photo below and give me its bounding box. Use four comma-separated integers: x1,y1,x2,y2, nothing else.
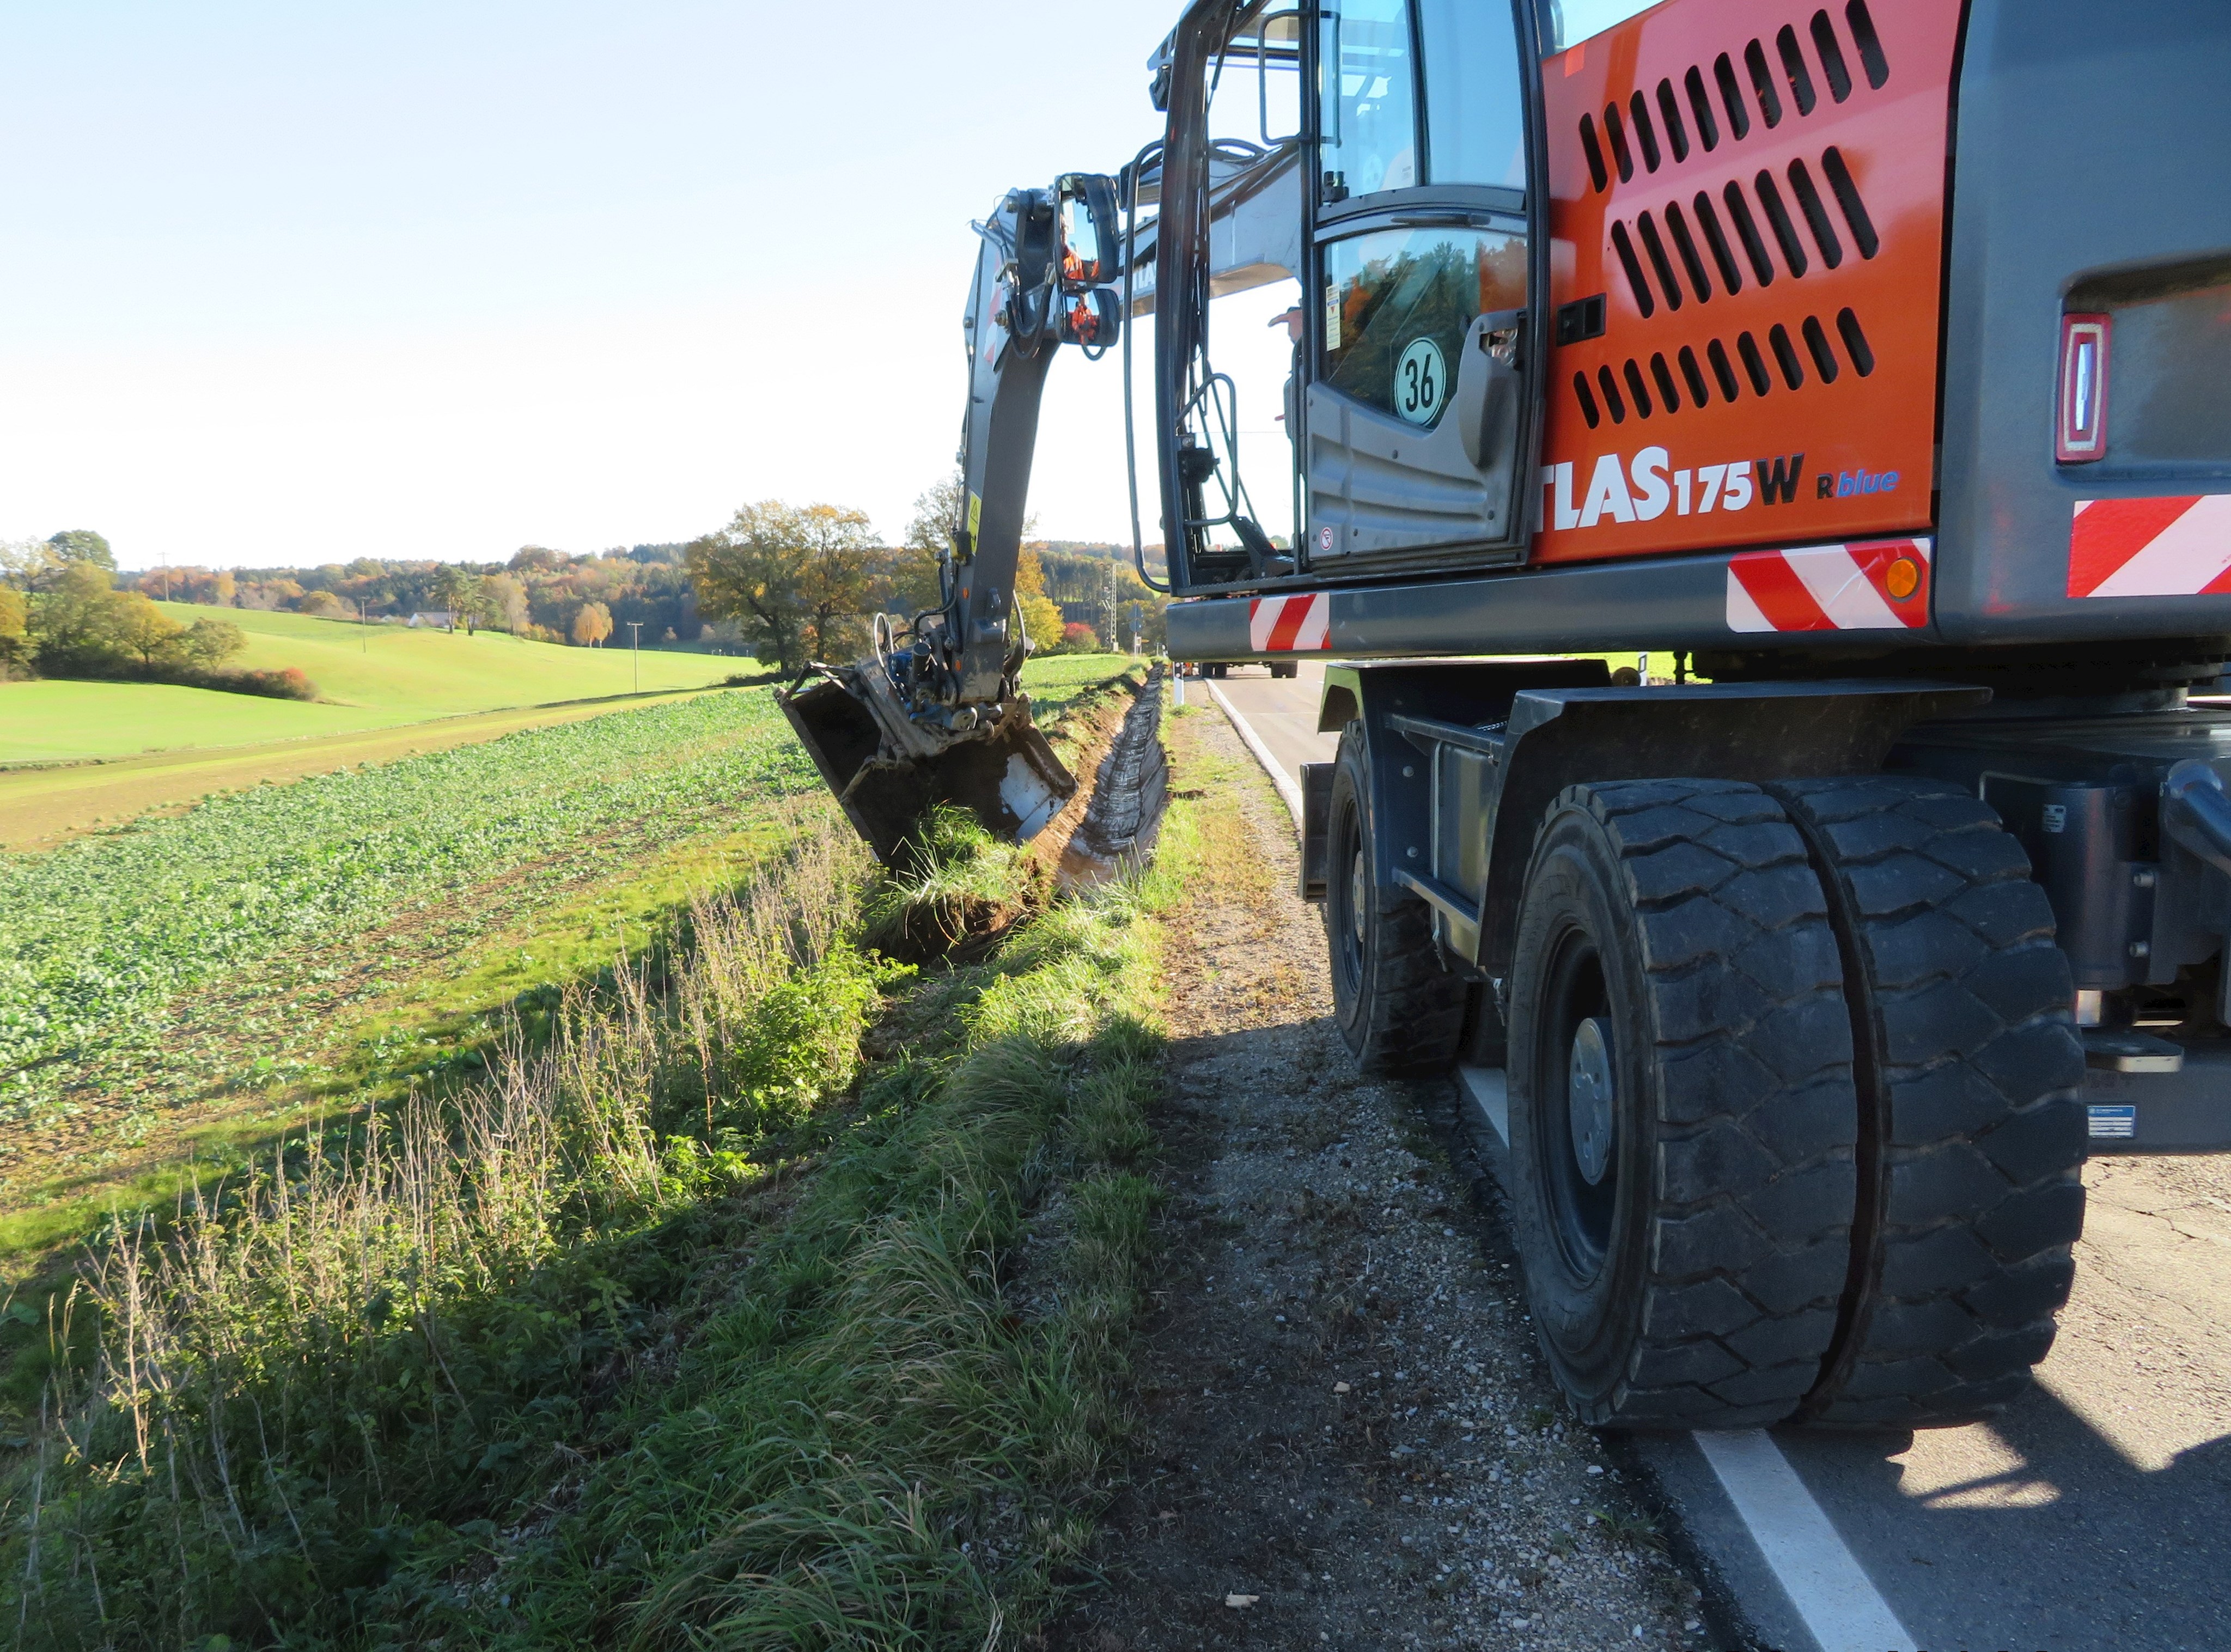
1581,3,1892,192
1569,307,1876,430
1606,148,1880,316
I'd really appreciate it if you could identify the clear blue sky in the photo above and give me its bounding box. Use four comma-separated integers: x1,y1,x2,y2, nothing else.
1,1,1233,570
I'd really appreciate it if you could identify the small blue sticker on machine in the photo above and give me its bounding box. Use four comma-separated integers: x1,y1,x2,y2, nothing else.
2088,1104,2137,1139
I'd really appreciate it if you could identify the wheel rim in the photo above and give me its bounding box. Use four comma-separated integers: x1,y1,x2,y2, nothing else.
1538,928,1619,1278
1568,1016,1615,1186
1334,835,1367,1001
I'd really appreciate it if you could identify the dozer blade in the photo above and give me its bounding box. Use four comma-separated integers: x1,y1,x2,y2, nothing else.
781,668,1076,864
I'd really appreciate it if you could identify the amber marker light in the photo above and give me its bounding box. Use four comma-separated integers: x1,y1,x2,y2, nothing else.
1885,557,1921,600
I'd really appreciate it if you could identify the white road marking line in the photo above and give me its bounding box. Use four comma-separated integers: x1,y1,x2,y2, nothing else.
1204,680,1305,827
1464,1065,1915,1652
1692,1430,1917,1652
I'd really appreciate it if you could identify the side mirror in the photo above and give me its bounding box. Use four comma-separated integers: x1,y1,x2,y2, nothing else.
1059,288,1123,349
1056,173,1121,289
1455,309,1526,470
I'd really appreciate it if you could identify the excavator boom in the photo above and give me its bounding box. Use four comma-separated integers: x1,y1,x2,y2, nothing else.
781,174,1124,863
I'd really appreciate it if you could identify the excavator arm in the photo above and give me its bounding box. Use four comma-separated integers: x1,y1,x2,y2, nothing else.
780,175,1125,863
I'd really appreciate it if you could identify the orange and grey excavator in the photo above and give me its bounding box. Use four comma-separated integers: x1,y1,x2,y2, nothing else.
787,0,2231,1432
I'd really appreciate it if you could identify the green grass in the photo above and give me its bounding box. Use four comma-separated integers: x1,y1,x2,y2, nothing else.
2,794,1182,1650
0,603,746,763
0,656,1150,1280
1018,651,1140,720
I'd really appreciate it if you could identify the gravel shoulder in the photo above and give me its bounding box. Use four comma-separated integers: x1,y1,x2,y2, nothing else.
1054,703,1711,1652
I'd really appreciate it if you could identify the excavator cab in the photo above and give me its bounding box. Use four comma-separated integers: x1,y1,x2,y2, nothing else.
1149,0,1544,590
786,0,1553,862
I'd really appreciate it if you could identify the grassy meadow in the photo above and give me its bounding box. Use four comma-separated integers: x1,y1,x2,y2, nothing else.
0,654,1169,1650
1,602,747,766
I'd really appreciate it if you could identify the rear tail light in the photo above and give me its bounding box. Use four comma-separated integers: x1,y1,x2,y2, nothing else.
2057,313,2111,463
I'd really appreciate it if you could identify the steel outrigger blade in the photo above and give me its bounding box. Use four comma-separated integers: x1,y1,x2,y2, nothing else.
780,663,1076,865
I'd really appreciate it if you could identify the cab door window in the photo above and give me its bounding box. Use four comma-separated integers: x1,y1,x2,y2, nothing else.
1321,224,1527,426
1318,0,1419,202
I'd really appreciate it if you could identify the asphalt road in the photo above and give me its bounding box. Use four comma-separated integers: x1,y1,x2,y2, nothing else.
1205,662,2231,1652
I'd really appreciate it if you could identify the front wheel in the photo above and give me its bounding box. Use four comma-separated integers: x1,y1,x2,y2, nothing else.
1507,780,1861,1428
1324,724,1466,1077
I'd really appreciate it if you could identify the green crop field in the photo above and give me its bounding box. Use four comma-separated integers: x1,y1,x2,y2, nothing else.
1,648,1162,1650
0,602,747,764
0,687,814,1248
0,655,1143,1265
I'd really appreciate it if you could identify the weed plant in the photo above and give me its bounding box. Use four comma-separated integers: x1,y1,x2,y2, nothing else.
3,788,1181,1650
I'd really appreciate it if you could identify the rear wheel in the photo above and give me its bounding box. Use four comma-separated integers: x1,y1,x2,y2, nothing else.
1771,778,2087,1426
1270,660,1299,679
1506,780,1860,1428
1324,724,1466,1076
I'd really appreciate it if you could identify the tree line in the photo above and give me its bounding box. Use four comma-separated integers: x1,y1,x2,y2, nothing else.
7,480,1174,690
2,534,315,698
683,478,1169,676
111,543,711,650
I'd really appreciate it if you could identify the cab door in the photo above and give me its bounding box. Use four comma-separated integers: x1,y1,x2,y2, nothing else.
1302,0,1543,574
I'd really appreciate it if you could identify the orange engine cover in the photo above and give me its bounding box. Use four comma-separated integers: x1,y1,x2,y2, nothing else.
1533,0,1958,566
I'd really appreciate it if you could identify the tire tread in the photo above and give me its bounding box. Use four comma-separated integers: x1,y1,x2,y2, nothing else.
1525,779,1858,1427
1774,777,2086,1427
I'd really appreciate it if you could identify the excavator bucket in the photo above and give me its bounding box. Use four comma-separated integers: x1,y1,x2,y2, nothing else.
781,668,1076,865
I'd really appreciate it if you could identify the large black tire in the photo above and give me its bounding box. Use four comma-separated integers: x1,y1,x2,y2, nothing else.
1506,779,1860,1428
1324,723,1467,1076
1270,660,1300,679
1770,778,2088,1427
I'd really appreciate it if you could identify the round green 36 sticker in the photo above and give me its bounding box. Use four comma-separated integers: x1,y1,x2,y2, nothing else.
1395,337,1446,426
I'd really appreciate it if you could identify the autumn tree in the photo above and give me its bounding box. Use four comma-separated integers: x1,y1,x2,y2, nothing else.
28,561,130,673
112,594,186,670
0,586,26,671
181,617,246,667
485,572,529,633
884,475,960,621
299,589,348,619
47,529,115,571
572,600,613,647
687,501,879,675
1015,547,1064,655
1,538,62,593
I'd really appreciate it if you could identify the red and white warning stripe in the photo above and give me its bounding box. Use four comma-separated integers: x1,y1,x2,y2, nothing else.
2068,495,2231,598
1725,538,1933,633
1247,590,1330,652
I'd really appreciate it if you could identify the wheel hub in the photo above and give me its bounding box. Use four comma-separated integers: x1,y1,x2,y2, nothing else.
1567,1015,1615,1186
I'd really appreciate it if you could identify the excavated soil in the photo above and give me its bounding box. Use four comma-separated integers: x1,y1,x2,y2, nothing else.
1053,703,1711,1652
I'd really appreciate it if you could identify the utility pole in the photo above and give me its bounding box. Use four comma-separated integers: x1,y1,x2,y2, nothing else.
358,599,369,653
627,621,642,692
